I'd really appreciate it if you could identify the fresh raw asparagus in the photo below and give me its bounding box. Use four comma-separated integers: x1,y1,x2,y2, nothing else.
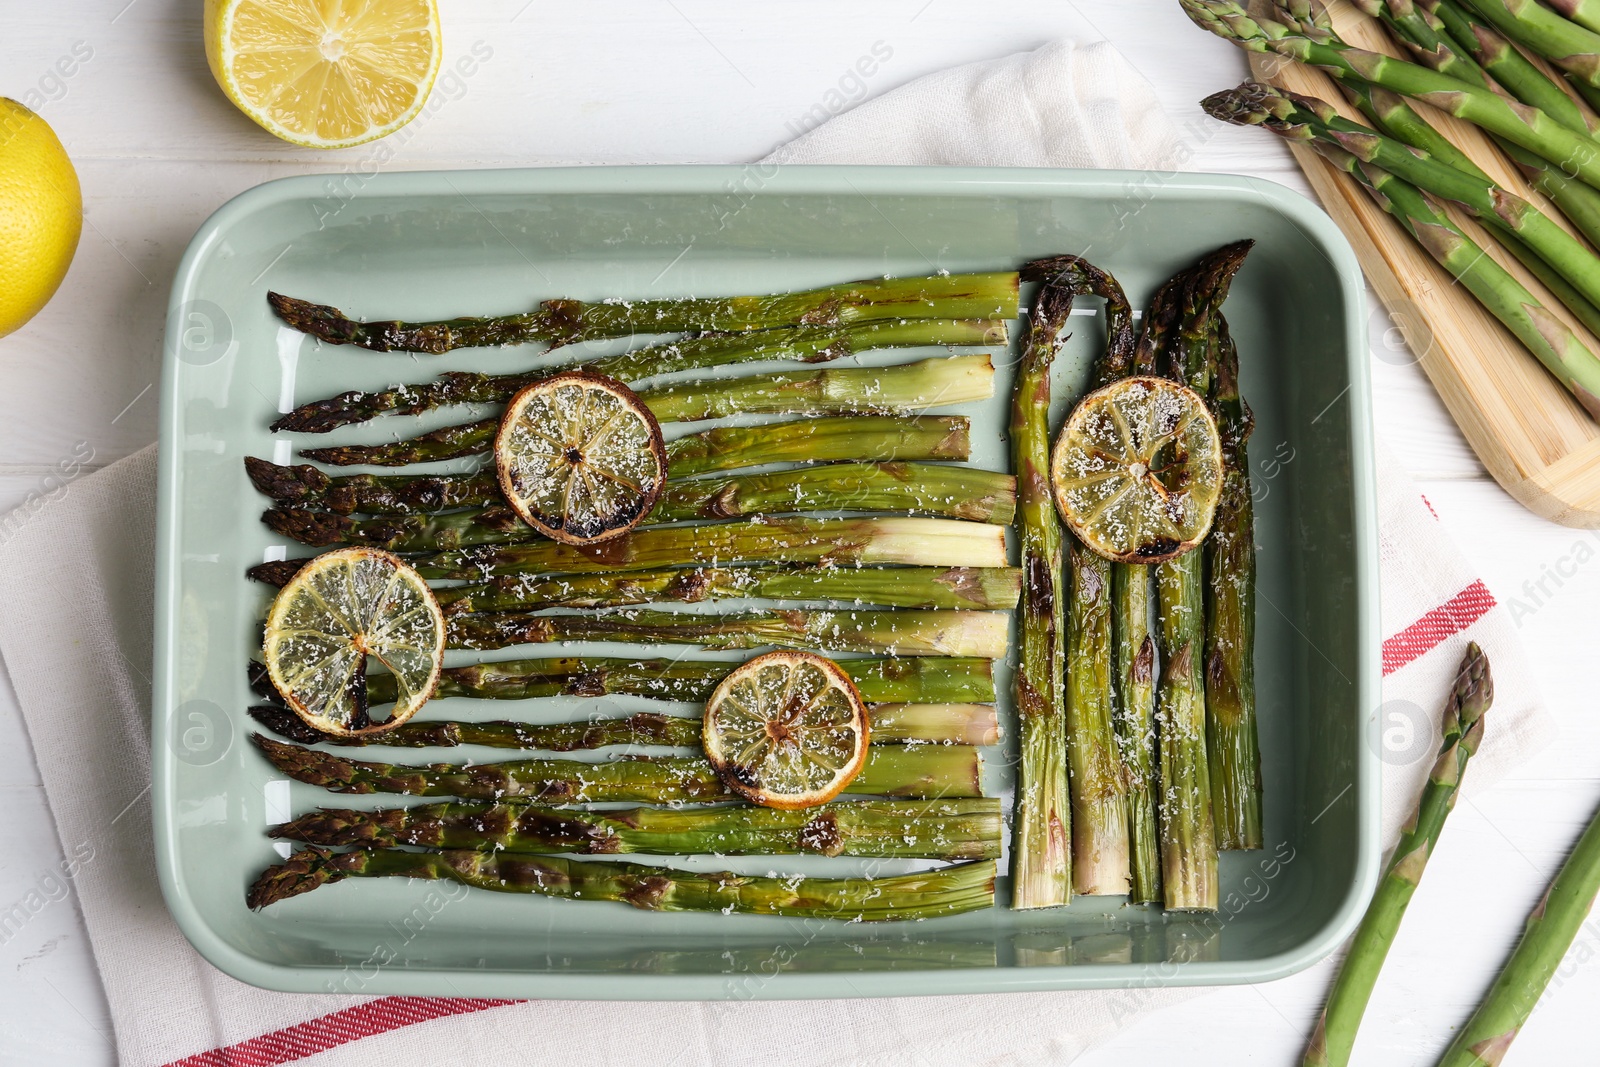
249,701,1001,749
1452,0,1600,90
1325,144,1600,417
1009,258,1073,910
273,319,1007,433
443,607,1010,659
1435,798,1600,1065
405,517,1008,580
1181,0,1600,190
425,565,1023,613
1201,85,1600,316
1304,644,1492,1067
1023,255,1135,897
300,357,994,467
1428,0,1596,133
1365,0,1592,136
267,271,1021,353
260,463,1018,551
269,797,1004,859
248,846,997,920
1207,315,1262,851
250,653,998,705
251,735,985,802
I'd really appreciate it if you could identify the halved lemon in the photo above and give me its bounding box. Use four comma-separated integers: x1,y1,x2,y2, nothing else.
263,547,444,736
1049,375,1224,564
204,0,442,149
703,651,870,810
495,372,668,546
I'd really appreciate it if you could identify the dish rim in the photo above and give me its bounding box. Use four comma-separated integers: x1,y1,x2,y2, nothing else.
152,163,1380,998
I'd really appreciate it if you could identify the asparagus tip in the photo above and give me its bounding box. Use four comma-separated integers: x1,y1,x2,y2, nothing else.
262,508,355,548
247,847,344,909
248,704,331,746
246,558,309,588
267,292,368,346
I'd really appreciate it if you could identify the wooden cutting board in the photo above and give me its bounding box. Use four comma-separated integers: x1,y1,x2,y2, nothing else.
1250,1,1600,527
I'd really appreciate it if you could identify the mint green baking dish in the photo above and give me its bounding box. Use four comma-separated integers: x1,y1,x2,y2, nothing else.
153,165,1379,998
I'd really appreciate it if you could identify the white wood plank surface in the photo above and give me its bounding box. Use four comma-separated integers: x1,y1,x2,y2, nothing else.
0,1,1590,1063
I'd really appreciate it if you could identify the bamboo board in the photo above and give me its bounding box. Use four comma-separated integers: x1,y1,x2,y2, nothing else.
1250,2,1600,526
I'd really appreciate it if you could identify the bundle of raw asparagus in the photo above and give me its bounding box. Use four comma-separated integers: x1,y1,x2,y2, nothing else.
1186,0,1600,419
1009,246,1261,913
246,271,1032,920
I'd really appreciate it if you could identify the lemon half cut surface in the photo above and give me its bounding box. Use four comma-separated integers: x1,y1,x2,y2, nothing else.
204,0,442,149
1049,375,1224,564
495,372,668,546
263,548,445,737
703,651,871,810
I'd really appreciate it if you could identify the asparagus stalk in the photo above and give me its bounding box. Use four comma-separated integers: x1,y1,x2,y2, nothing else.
1305,644,1492,1067
273,319,1007,433
1207,315,1262,851
1451,0,1600,90
249,701,1001,750
406,517,1008,580
1324,142,1600,417
248,846,996,920
251,653,998,705
251,735,985,802
1181,0,1600,190
1150,246,1250,911
1201,84,1600,316
1435,800,1600,1065
1114,563,1161,903
422,565,1023,613
270,797,1003,859
1023,255,1137,897
260,462,1018,551
299,357,995,466
1009,260,1074,910
246,417,972,514
444,607,1010,659
1364,0,1592,136
267,272,1021,353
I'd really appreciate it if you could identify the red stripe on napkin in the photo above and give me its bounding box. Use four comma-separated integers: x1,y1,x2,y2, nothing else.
1382,580,1495,676
162,997,518,1067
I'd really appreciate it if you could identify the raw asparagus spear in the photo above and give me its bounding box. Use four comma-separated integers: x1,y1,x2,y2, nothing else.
1325,144,1600,417
1451,0,1600,90
249,654,997,706
1200,84,1600,315
260,462,1018,550
1305,644,1492,1067
1435,800,1600,1065
273,318,1007,433
1009,259,1074,909
1207,315,1262,851
249,701,1001,750
248,846,997,920
426,565,1022,614
1429,0,1596,133
268,271,1021,353
443,607,1010,659
405,517,1008,580
1023,255,1136,897
270,797,1004,859
299,356,995,466
246,417,972,514
251,735,984,802
1181,0,1600,190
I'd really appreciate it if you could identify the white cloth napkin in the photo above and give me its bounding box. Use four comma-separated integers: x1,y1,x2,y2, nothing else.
0,39,1554,1067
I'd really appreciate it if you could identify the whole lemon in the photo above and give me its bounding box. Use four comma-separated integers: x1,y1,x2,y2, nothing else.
0,99,82,339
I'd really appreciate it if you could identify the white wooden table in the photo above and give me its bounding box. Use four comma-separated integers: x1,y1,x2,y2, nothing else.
3,2,1597,1062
